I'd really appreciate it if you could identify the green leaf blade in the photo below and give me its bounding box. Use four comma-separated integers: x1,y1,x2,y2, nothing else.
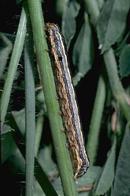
97,0,130,53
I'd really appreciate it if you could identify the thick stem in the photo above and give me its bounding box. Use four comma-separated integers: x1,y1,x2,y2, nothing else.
26,0,77,195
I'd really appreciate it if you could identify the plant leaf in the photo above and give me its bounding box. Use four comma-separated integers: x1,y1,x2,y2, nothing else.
95,136,117,195
1,125,16,163
38,146,57,174
111,124,130,196
97,0,130,53
12,109,25,135
72,14,94,85
119,44,130,78
62,0,80,47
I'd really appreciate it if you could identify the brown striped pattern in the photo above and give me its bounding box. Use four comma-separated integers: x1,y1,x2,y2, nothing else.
46,23,89,178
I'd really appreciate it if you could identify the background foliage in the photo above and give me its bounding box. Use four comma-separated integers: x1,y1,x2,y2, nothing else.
1,0,130,195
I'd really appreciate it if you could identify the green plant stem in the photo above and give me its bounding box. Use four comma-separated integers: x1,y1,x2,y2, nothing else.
35,115,44,156
24,34,35,196
86,76,106,164
0,8,26,125
103,49,130,120
26,0,77,195
103,49,124,97
84,0,130,121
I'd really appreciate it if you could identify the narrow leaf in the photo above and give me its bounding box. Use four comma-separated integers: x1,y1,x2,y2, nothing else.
111,124,130,196
97,0,130,53
0,8,26,124
24,32,35,196
95,136,117,195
